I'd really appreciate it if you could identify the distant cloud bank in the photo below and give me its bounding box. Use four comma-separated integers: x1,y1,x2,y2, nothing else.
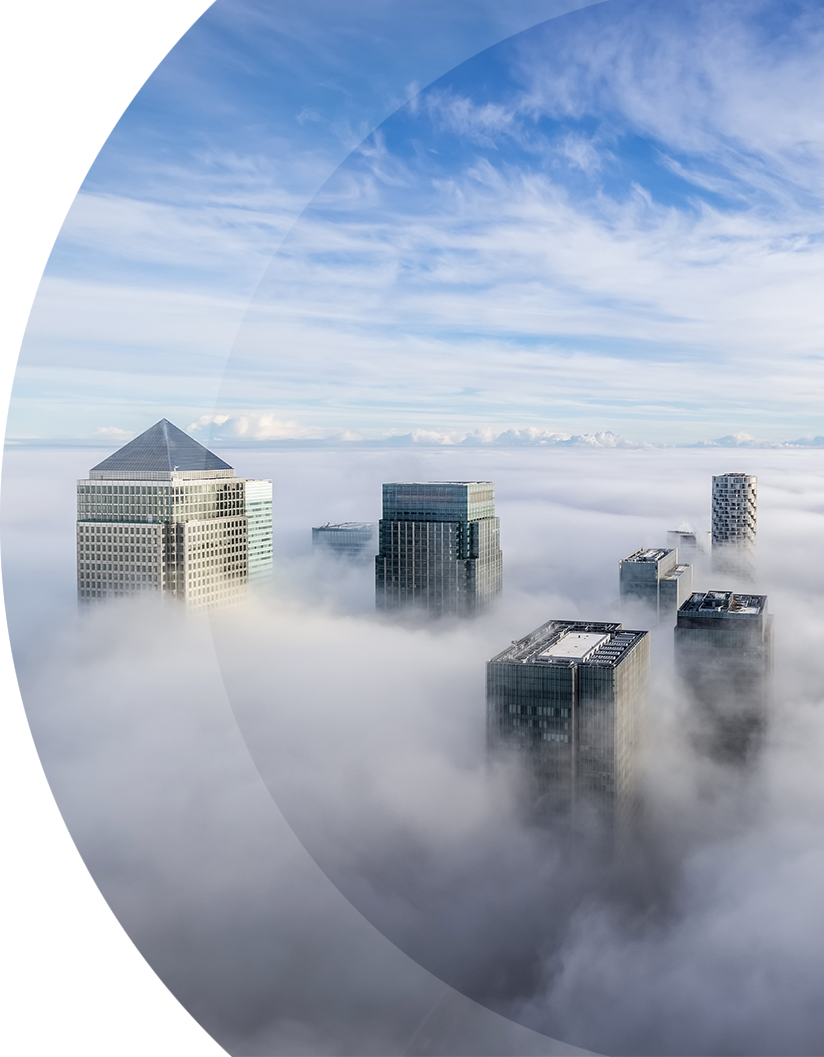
10,421,824,450
179,417,824,450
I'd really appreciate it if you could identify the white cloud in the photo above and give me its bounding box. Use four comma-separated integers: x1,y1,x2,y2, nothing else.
11,442,824,1054
94,426,134,441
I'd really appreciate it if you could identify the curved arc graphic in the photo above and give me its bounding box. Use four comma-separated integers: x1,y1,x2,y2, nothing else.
0,4,604,1052
0,4,230,1052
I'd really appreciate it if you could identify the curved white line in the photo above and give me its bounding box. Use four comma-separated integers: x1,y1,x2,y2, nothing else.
0,4,231,1052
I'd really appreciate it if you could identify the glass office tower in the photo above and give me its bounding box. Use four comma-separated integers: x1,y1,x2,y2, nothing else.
375,481,503,615
675,590,773,763
76,418,272,610
619,546,693,621
487,619,649,838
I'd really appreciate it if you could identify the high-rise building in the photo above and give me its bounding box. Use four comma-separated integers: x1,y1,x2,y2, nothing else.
712,472,757,578
375,482,502,615
313,522,377,562
675,590,773,763
619,547,693,620
75,419,272,609
487,620,649,838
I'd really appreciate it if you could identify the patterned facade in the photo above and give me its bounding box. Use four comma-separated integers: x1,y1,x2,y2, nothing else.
712,472,757,578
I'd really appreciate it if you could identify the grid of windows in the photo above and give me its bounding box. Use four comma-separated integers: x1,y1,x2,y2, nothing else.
76,523,163,601
77,479,246,524
179,518,248,610
77,470,271,608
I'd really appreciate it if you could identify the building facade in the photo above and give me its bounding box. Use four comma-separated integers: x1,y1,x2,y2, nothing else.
712,472,757,578
487,620,649,838
675,590,773,763
375,482,503,615
245,478,274,582
313,522,377,562
76,419,272,609
619,547,693,621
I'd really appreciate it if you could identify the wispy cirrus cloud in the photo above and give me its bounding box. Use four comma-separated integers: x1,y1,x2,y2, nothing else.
219,1,824,442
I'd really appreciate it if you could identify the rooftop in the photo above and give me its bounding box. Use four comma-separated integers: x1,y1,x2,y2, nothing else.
622,547,673,563
662,564,691,580
490,620,647,669
540,632,609,662
90,419,233,479
679,590,767,616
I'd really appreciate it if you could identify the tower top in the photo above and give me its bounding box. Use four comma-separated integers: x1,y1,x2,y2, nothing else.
381,481,495,522
90,419,233,480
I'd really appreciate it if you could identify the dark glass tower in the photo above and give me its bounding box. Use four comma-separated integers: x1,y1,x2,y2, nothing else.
487,619,649,838
675,590,773,763
375,481,502,615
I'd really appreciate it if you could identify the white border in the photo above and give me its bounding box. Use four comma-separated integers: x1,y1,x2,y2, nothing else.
0,4,231,1052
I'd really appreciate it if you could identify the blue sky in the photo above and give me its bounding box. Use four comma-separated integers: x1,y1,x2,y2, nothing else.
10,0,824,445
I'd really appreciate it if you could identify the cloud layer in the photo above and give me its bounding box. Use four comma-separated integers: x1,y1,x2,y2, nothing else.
6,442,824,1054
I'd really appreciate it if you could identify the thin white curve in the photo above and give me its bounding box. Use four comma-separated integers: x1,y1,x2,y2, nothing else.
0,4,230,1052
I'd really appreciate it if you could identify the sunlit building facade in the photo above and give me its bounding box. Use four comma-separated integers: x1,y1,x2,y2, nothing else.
487,619,649,838
76,419,272,609
375,481,503,615
245,478,274,582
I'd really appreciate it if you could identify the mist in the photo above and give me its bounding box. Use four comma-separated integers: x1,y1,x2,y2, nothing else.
4,443,824,1055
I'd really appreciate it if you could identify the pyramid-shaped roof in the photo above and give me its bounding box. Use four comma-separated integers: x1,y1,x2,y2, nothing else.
90,419,232,477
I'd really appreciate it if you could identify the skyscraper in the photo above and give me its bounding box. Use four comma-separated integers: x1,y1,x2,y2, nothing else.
712,472,757,578
487,619,649,838
619,547,693,620
313,522,377,562
675,590,773,763
375,482,502,615
75,419,272,609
